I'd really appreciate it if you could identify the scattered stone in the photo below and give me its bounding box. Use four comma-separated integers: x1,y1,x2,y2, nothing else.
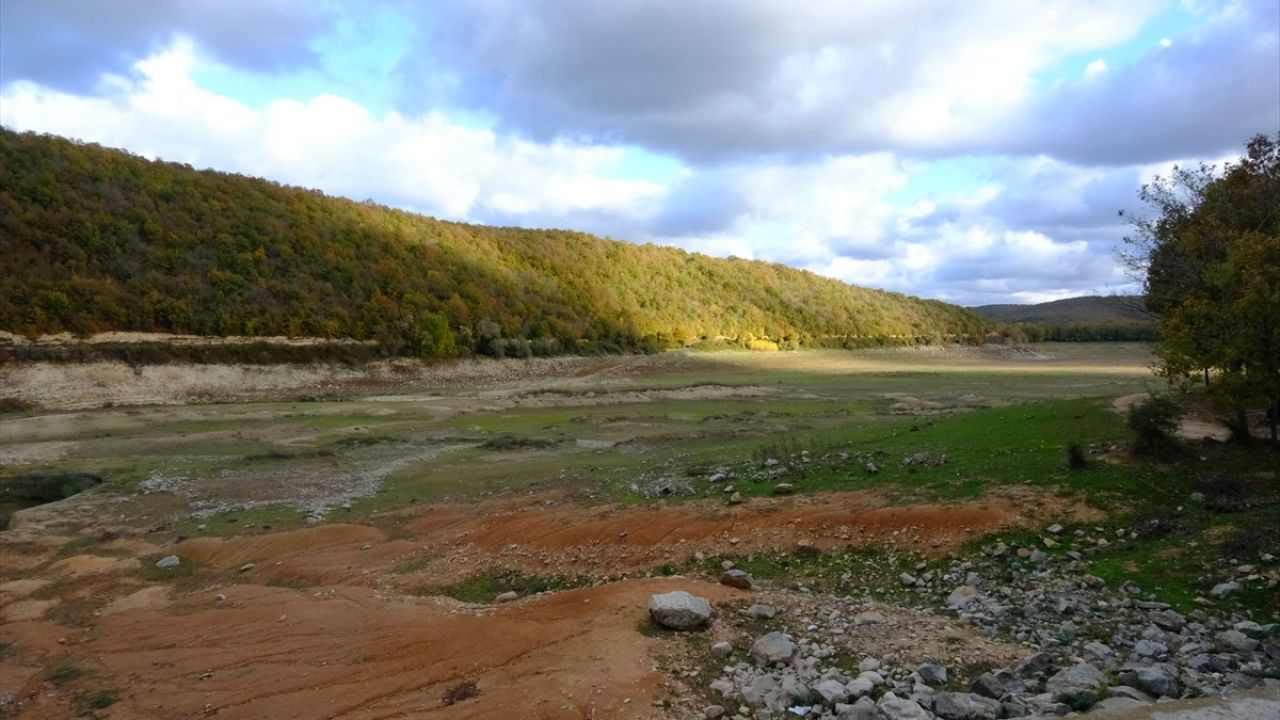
1117,665,1180,698
155,555,180,569
865,462,879,475
1091,696,1148,714
1209,580,1241,597
238,563,255,573
816,678,850,704
932,692,1000,720
648,591,712,631
710,641,732,658
727,492,744,505
854,611,886,625
878,692,931,720
494,591,519,603
946,585,978,610
915,663,948,687
772,483,795,495
703,705,725,719
900,573,918,587
1046,523,1063,534
1045,663,1104,702
720,569,754,590
751,631,798,666
1217,629,1260,652
746,603,776,619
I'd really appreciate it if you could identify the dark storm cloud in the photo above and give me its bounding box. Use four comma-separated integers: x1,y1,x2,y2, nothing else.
0,0,332,91
1003,0,1280,166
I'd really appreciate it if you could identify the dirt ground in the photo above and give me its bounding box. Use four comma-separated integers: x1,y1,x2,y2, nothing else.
0,485,1102,719
0,346,1151,718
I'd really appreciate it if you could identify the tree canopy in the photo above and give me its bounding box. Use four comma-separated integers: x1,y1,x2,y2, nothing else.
0,129,993,358
1124,133,1280,443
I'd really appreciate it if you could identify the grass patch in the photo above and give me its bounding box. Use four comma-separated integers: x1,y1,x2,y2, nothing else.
412,569,591,603
45,657,86,685
78,689,118,710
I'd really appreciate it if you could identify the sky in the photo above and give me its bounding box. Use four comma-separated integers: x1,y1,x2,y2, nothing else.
1,1,1277,306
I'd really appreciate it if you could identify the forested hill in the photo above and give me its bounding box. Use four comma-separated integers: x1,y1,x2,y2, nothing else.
0,129,991,358
971,296,1151,324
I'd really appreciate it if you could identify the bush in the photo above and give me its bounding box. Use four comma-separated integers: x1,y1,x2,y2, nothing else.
1066,442,1088,470
1128,394,1182,456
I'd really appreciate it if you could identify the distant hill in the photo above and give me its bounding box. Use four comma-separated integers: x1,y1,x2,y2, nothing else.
972,296,1152,324
0,129,991,358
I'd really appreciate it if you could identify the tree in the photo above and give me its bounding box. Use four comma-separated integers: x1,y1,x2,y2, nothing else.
1122,133,1280,444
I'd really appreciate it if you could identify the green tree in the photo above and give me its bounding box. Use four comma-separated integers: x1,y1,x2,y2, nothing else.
1124,133,1280,443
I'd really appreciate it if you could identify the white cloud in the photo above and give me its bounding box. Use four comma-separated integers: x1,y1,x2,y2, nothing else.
0,39,667,225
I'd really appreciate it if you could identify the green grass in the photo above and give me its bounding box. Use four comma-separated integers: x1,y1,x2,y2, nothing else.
411,568,592,603
45,657,86,685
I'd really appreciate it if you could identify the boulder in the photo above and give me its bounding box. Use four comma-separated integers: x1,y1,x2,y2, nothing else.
877,693,931,720
915,663,948,686
1117,665,1180,699
1045,663,1105,702
720,569,754,590
648,591,711,630
751,631,797,666
932,692,1000,720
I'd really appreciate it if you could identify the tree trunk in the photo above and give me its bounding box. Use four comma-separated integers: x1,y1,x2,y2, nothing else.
1270,398,1278,445
1203,368,1210,387
1230,407,1252,445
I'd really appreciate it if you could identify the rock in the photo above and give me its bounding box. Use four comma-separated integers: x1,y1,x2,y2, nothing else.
1210,580,1241,597
932,692,1000,720
648,591,712,630
969,673,1004,699
1117,665,1180,698
946,585,979,610
703,705,725,719
865,462,879,475
720,569,754,590
915,663,948,687
900,573,918,587
816,678,851,704
155,555,180,569
1016,652,1052,677
238,562,255,573
1029,549,1048,565
1046,523,1063,534
1218,629,1260,652
494,590,519,603
846,676,876,698
836,696,885,720
1091,696,1148,715
772,482,794,495
1083,641,1115,666
727,492,744,505
1150,609,1185,632
878,693,931,720
1133,639,1167,658
854,611,886,625
710,641,733,657
746,603,776,619
859,657,882,672
751,631,797,666
1045,663,1105,702
1106,686,1154,702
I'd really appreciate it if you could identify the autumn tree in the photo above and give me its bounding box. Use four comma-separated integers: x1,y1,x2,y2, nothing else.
1123,133,1280,443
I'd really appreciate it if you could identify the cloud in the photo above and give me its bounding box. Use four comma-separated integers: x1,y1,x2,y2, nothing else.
401,0,1167,160
0,39,666,226
0,0,333,92
1003,0,1280,165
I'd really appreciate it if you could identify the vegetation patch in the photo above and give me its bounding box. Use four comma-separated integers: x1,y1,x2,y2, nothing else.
412,569,592,603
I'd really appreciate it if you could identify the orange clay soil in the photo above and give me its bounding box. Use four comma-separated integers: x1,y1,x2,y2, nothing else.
0,491,1100,719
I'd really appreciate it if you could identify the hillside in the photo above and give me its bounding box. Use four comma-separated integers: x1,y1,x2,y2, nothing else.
972,296,1151,324
0,129,991,358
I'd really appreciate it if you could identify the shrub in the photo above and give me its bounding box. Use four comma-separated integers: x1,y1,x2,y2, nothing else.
1066,442,1088,470
1127,394,1182,456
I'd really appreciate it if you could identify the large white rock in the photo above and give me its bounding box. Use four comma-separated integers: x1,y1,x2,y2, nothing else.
648,590,712,630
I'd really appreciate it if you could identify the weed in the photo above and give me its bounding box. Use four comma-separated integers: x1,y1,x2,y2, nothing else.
46,657,86,685
79,690,118,710
441,680,479,706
